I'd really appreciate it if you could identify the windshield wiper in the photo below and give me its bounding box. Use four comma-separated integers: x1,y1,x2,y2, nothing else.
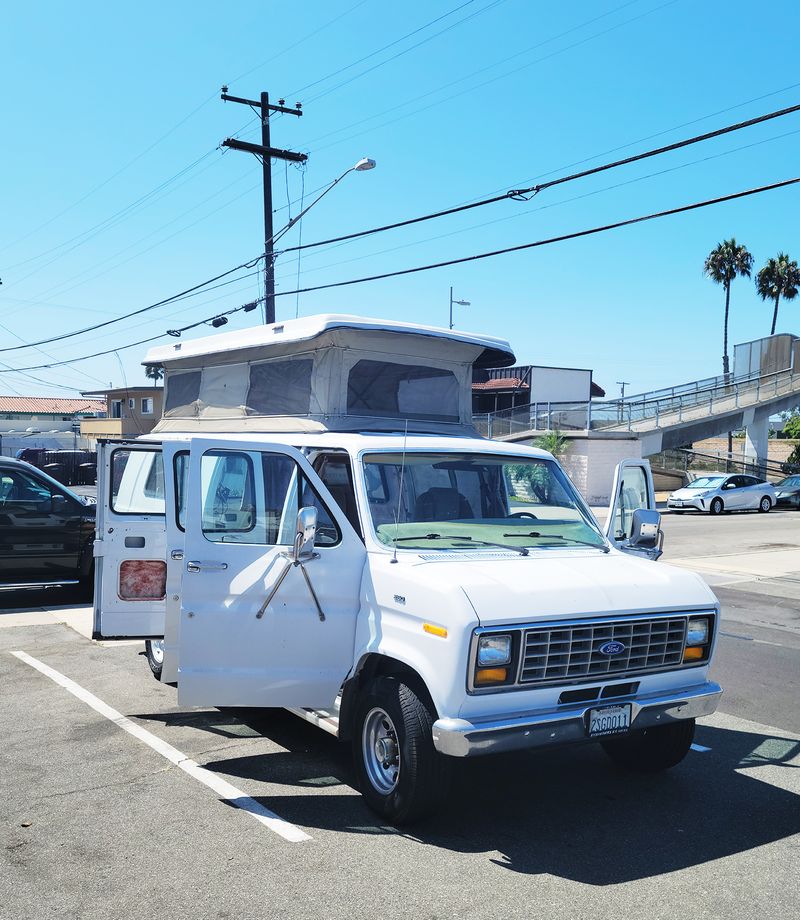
389,533,529,556
502,532,609,553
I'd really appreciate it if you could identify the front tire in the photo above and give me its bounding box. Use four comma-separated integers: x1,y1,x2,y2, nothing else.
758,496,772,513
601,718,695,772
709,497,724,515
353,676,450,824
145,639,164,681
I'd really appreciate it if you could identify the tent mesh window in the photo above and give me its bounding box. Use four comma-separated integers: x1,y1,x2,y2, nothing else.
164,371,202,416
347,360,460,422
246,358,313,416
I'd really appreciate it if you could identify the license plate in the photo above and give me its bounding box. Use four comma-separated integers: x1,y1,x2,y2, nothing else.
672,501,683,507
588,704,631,738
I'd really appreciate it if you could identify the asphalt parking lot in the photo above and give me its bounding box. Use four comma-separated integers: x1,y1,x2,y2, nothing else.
2,509,799,920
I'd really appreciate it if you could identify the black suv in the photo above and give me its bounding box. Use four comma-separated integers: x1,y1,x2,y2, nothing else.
0,457,96,594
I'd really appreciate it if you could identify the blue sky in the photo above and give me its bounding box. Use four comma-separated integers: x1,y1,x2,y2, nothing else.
1,0,799,399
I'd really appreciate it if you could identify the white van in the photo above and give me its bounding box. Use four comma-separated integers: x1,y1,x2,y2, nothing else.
94,315,721,823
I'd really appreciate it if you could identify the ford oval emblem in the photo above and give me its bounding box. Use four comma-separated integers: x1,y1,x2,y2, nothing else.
598,640,626,656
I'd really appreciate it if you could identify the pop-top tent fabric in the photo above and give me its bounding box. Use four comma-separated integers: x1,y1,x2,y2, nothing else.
146,314,515,436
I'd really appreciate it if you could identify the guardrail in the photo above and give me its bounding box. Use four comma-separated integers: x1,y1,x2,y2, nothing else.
475,366,800,436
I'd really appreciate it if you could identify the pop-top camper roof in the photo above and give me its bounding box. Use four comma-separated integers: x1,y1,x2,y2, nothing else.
146,314,515,436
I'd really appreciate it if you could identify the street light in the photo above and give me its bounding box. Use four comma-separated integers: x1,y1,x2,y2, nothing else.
449,286,470,329
267,156,376,322
272,156,376,248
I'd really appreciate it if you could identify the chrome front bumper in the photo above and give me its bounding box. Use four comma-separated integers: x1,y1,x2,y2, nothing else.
432,681,722,758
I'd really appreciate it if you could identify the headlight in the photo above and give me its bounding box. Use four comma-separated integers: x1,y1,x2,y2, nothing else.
686,617,710,646
477,634,512,667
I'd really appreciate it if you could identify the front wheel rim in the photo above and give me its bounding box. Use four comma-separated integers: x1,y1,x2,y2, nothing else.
761,497,770,511
362,707,400,795
149,639,165,665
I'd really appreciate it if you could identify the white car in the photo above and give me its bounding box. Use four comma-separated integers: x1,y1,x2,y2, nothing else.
668,474,776,515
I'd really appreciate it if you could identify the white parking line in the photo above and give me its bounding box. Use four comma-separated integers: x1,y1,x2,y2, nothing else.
10,650,311,843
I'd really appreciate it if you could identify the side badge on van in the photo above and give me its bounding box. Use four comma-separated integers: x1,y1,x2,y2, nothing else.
598,640,626,656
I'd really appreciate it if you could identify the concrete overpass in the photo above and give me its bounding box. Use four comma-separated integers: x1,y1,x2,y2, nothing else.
475,364,800,502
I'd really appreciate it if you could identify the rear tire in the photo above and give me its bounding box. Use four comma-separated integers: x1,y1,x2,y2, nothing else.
709,497,724,515
601,718,695,772
353,676,450,824
145,639,164,681
758,496,772,513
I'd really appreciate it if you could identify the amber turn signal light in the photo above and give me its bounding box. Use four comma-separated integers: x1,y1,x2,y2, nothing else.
475,667,508,685
683,646,705,662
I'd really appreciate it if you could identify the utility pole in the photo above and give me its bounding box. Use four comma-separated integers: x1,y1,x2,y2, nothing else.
220,88,307,324
616,381,630,425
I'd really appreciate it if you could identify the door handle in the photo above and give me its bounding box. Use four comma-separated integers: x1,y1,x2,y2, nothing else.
186,560,228,573
170,549,184,560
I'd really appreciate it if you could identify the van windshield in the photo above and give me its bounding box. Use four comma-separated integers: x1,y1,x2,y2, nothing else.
362,452,605,551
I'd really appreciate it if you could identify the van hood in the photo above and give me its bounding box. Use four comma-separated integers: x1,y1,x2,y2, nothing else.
413,550,716,626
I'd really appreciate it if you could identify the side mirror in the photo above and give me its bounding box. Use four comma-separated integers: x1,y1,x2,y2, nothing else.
50,493,69,512
628,508,661,548
292,506,318,562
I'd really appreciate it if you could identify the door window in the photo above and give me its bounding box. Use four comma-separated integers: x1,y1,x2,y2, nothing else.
199,449,340,547
110,449,166,515
174,451,190,531
0,469,52,512
613,465,648,540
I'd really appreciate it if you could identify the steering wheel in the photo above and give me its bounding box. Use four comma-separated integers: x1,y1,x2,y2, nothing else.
508,511,538,519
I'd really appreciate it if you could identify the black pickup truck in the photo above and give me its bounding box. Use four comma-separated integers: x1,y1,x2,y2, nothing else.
0,457,96,595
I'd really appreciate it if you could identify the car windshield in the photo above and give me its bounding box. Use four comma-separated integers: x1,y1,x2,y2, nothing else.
778,475,800,488
362,452,606,551
686,476,726,490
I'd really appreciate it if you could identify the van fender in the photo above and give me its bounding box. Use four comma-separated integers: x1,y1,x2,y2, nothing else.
338,649,439,742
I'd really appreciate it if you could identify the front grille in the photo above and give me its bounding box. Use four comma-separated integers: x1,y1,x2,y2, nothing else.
519,616,688,685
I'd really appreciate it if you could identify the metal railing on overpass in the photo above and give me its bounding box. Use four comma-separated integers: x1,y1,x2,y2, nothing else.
475,365,800,437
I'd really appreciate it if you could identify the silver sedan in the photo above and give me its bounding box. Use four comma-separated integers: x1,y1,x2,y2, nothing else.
668,473,776,515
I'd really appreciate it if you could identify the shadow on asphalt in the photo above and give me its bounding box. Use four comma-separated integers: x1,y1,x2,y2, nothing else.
132,706,800,884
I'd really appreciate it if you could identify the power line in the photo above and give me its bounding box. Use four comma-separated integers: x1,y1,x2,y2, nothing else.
270,126,800,284
3,174,797,375
303,0,509,105
2,150,220,280
0,256,263,354
278,100,800,256
296,0,644,150
299,0,680,156
0,95,220,261
267,176,800,298
5,99,798,353
289,0,479,99
225,0,372,89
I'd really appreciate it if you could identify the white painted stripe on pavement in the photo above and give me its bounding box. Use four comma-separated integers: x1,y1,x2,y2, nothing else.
10,650,311,843
691,743,711,752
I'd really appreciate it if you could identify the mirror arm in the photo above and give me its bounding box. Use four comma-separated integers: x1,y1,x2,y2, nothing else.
256,550,324,621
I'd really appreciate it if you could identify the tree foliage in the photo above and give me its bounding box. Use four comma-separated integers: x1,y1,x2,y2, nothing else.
783,412,800,440
534,429,568,457
144,363,164,382
756,253,800,335
703,238,752,376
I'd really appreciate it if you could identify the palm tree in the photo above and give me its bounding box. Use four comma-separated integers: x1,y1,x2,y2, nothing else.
144,363,164,383
756,253,800,335
703,238,753,377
